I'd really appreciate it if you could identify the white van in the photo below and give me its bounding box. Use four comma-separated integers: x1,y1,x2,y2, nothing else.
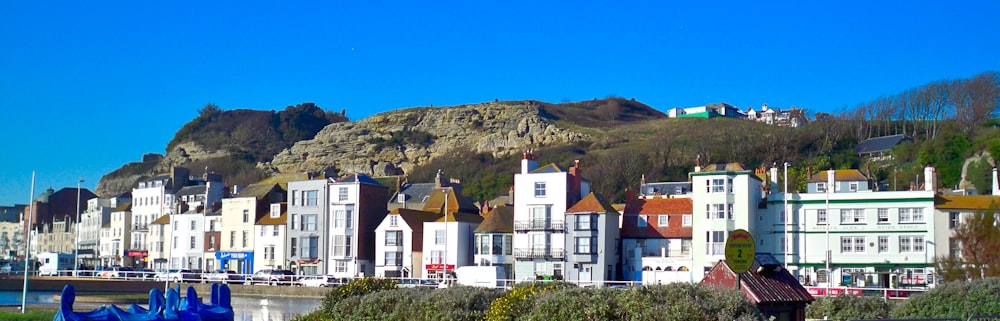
455,266,506,288
37,252,73,276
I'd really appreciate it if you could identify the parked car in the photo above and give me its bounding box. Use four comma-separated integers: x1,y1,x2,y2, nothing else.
136,269,156,280
100,266,135,279
205,269,243,284
154,269,200,282
249,269,296,285
297,275,334,287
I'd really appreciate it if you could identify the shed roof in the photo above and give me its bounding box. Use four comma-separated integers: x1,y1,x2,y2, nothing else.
701,253,814,304
566,193,618,214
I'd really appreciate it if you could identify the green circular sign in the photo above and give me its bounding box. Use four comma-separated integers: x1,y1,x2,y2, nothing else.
725,229,756,274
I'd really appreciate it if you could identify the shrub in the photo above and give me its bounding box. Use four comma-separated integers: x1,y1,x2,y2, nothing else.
415,286,502,321
327,287,429,321
893,277,1000,318
806,295,892,321
525,287,621,320
484,281,574,321
318,277,397,315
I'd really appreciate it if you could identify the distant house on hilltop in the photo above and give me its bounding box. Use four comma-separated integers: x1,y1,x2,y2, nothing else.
745,104,807,127
666,103,746,119
855,134,910,161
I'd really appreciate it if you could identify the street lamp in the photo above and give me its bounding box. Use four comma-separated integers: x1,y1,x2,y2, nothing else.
74,178,84,277
783,162,790,269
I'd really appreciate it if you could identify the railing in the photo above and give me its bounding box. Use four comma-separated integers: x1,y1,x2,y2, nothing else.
513,220,565,231
132,224,148,231
513,248,565,259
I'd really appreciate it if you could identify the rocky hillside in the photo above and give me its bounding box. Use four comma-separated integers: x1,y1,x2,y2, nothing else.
262,100,596,177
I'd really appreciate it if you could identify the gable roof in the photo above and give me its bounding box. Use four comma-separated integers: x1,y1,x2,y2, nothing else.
237,183,280,199
256,173,310,190
701,253,814,304
855,134,909,154
113,202,132,212
566,192,618,213
475,206,514,233
394,183,435,204
422,187,479,215
389,209,443,232
935,195,1000,210
624,197,692,215
333,173,385,186
176,185,207,197
151,214,170,225
531,163,567,174
808,169,868,183
699,163,750,172
641,182,692,196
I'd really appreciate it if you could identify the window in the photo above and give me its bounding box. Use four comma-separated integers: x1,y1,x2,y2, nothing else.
710,179,725,193
707,231,726,255
534,182,546,197
429,250,444,264
390,215,399,227
899,236,925,252
290,214,298,230
492,235,503,255
637,215,648,227
658,215,669,227
681,239,692,255
898,208,925,223
338,187,349,201
912,208,924,222
304,190,318,206
190,220,196,230
290,238,297,257
386,231,402,246
727,178,734,193
840,209,864,224
209,236,216,250
190,236,195,249
474,235,483,254
303,214,317,231
816,182,827,193
242,231,248,247
291,190,298,206
577,214,593,230
682,215,692,226
302,236,319,259
334,261,347,273
849,182,859,192
817,209,827,224
173,236,177,249
779,236,786,253
270,204,280,218
385,251,401,266
504,235,513,255
209,220,216,232
435,230,446,245
261,226,266,236
332,235,351,257
707,204,729,220
243,209,249,223
949,212,960,229
265,246,275,260
779,210,786,223
273,225,279,236
841,236,865,253
878,236,889,253
575,237,595,254
878,208,889,223
230,231,236,247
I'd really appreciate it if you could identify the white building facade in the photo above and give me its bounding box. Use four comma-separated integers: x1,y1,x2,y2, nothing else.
689,163,762,282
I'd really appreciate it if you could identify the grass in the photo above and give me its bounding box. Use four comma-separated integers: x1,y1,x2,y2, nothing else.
0,309,56,321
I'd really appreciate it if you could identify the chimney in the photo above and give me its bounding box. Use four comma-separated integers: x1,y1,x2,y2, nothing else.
569,160,583,203
521,150,538,174
993,167,999,196
509,185,515,205
481,200,491,215
770,165,779,192
827,169,836,194
694,155,702,173
435,169,444,188
924,165,936,192
640,174,647,188
625,188,635,203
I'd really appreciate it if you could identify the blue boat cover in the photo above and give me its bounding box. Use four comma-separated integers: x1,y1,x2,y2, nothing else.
54,284,234,321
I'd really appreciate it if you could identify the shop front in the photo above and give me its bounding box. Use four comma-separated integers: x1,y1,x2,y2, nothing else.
217,251,254,275
125,250,148,269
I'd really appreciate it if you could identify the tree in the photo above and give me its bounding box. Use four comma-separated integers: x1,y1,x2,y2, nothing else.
198,103,222,117
936,204,1000,282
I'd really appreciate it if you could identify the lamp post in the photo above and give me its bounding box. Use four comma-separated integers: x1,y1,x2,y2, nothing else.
783,162,790,269
74,178,84,277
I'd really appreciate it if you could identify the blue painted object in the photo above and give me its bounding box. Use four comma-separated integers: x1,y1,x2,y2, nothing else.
54,284,234,321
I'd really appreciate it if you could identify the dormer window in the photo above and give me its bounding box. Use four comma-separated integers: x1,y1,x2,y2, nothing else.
270,204,280,218
816,182,827,193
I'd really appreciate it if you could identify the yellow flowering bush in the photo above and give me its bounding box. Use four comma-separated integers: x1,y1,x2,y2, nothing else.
483,281,573,321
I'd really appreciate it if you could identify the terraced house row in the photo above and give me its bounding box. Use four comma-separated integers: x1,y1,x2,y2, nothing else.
18,154,1000,289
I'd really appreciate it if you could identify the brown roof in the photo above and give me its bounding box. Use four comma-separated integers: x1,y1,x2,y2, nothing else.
701,254,814,304
422,187,479,215
935,195,1000,210
237,183,280,199
257,173,311,190
113,202,132,212
808,169,867,182
566,193,618,213
256,203,287,225
699,163,750,172
624,198,692,215
475,206,514,233
151,214,170,225
389,208,442,233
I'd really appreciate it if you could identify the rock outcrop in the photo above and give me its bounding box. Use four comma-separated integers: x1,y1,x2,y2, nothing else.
263,101,587,176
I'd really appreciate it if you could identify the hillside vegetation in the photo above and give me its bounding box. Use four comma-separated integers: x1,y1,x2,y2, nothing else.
96,72,999,203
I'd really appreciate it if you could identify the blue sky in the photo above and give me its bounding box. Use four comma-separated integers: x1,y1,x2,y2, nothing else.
1,1,998,205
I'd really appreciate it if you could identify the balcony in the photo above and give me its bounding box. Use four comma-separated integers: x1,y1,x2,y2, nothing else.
514,220,565,231
132,224,148,232
514,248,565,259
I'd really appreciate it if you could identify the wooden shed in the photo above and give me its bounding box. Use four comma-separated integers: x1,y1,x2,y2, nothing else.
701,253,814,321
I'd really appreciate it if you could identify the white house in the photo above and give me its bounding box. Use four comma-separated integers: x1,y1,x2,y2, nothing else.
254,203,287,272
689,163,763,282
473,206,515,280
621,193,694,284
221,182,284,275
512,152,590,281
375,209,440,278
325,174,389,278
